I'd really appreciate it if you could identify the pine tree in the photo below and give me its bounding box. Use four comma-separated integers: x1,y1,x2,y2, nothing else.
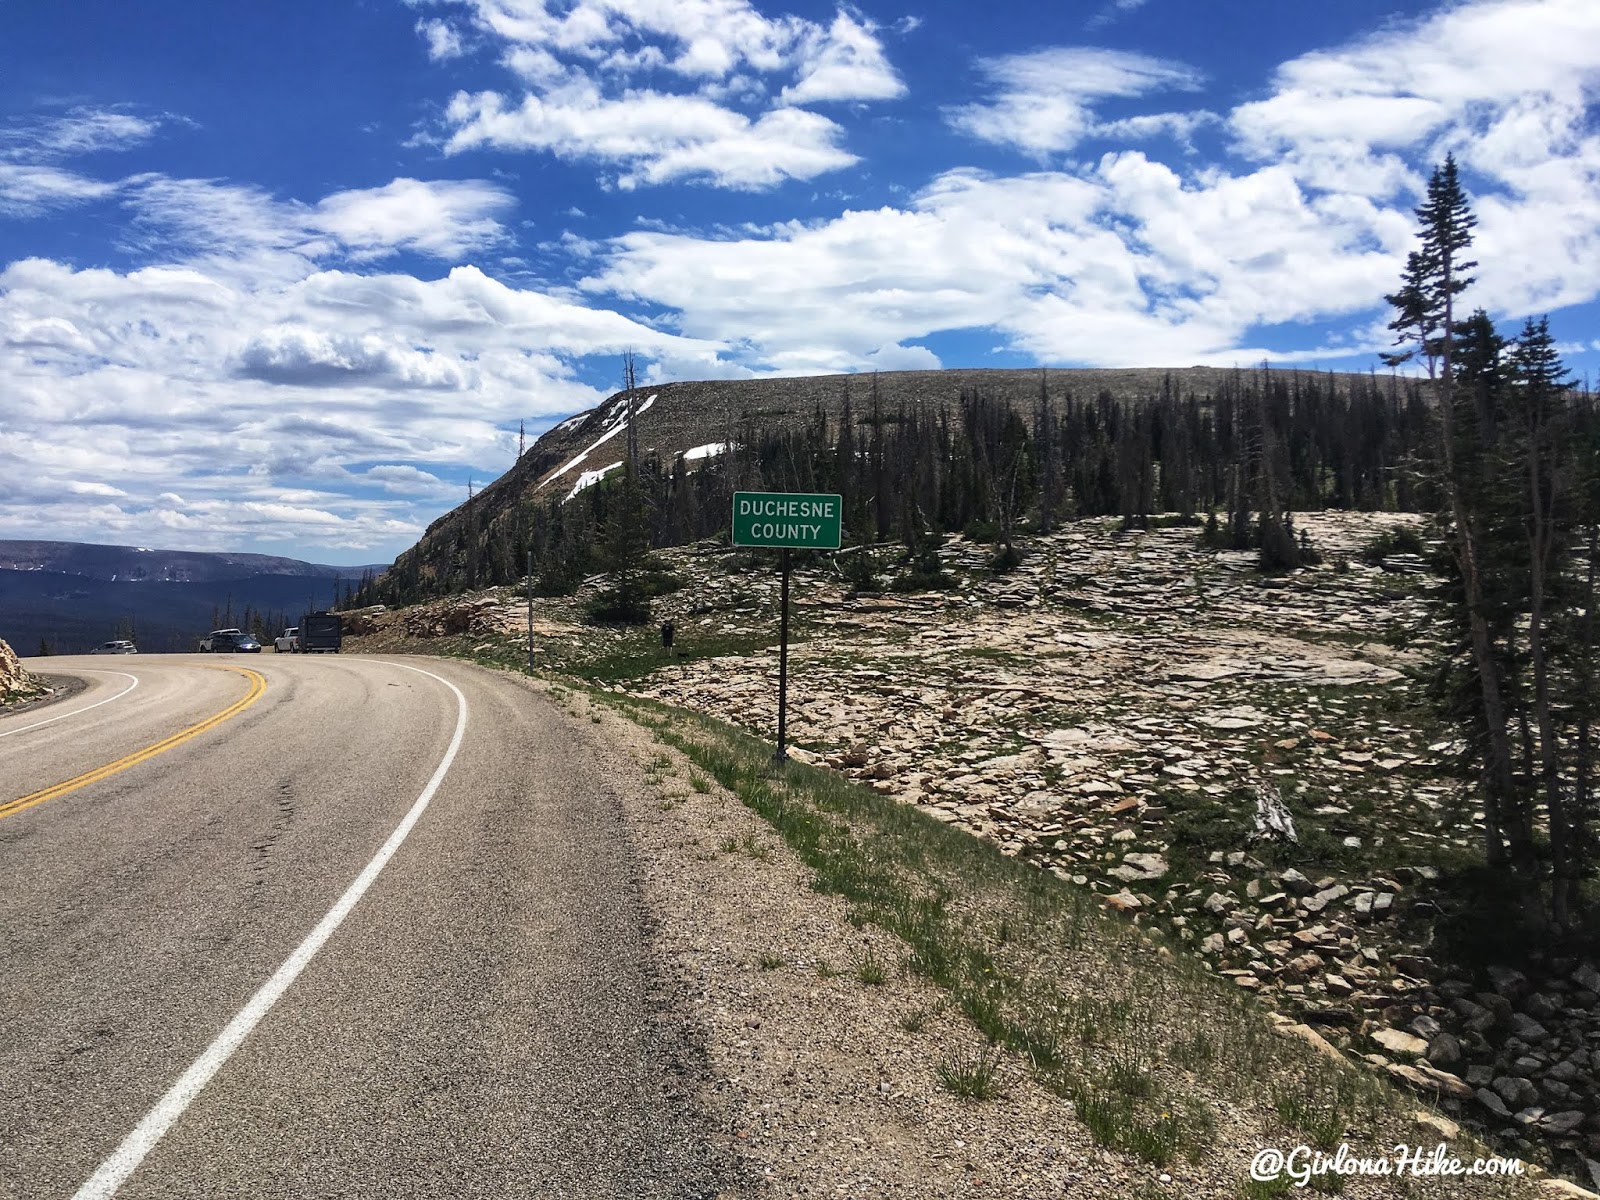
1511,316,1580,921
591,460,654,623
1387,156,1524,869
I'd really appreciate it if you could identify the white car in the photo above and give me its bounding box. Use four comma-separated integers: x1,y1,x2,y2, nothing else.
274,627,300,653
91,640,138,654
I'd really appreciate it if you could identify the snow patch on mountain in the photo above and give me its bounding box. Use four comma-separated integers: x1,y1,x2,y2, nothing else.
538,394,658,491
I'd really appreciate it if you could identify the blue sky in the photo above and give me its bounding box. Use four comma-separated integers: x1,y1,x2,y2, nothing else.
2,0,1597,564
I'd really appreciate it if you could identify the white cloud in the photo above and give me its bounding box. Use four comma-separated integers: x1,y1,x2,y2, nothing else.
365,464,457,497
0,162,117,217
1230,0,1600,198
1096,110,1218,149
579,0,1600,372
443,83,856,189
583,155,1418,372
1087,0,1149,30
417,17,466,60
425,0,807,78
1,107,163,159
1226,0,1600,317
237,328,472,389
66,481,128,497
780,10,906,106
116,174,515,276
311,177,513,259
0,190,731,555
947,47,1204,157
414,0,901,189
0,108,165,215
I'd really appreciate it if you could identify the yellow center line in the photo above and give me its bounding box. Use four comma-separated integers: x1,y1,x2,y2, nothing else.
0,666,267,822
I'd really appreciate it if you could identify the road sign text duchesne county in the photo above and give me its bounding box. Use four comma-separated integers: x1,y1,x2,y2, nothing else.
732,492,842,550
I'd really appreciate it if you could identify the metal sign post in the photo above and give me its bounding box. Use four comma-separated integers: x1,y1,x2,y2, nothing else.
731,492,842,762
776,547,790,759
526,550,534,673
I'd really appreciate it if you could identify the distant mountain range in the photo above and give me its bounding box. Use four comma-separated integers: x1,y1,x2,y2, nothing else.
0,540,388,655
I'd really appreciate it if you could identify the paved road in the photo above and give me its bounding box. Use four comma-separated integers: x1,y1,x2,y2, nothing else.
0,655,734,1200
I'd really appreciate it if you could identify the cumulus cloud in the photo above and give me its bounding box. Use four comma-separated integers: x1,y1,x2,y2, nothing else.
583,0,1599,372
946,47,1205,157
0,211,730,554
237,329,471,389
1230,0,1600,196
415,0,902,188
1227,0,1600,314
779,10,907,106
417,17,466,60
310,177,514,258
443,83,856,189
365,464,456,497
422,0,807,78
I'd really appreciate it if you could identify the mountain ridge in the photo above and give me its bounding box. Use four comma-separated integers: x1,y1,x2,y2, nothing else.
391,363,1399,598
0,539,387,584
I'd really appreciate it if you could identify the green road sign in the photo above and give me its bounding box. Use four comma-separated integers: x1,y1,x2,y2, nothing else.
732,491,842,550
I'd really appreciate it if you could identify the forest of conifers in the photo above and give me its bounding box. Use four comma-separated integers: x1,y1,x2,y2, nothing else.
366,365,1500,607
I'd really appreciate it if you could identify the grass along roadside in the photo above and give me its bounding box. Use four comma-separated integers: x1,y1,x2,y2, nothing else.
595,689,1531,1196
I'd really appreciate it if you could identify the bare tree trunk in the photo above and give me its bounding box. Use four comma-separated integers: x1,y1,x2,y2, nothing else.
1526,434,1568,926
1507,625,1536,781
1571,526,1598,918
624,350,639,469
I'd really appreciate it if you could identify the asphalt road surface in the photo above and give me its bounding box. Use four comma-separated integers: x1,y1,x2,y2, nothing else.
0,654,735,1200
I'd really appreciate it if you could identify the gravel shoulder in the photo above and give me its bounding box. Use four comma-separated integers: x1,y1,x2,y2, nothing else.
554,680,1129,1200
536,676,1546,1200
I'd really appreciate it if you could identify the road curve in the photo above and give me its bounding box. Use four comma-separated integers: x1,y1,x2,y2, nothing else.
0,654,737,1200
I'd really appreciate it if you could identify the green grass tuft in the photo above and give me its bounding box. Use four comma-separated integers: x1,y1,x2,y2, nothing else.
937,1048,1004,1100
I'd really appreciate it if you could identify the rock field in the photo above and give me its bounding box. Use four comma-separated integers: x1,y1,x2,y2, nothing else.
350,511,1600,1189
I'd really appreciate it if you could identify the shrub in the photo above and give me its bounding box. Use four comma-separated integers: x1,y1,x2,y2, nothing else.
1359,526,1426,564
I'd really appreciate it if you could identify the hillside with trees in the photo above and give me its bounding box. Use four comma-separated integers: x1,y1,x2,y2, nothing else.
364,364,1442,607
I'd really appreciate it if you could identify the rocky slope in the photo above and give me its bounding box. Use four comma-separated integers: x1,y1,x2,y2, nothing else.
346,511,1600,1192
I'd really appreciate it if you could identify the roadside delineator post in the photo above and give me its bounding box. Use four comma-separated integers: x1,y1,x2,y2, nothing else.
730,491,843,762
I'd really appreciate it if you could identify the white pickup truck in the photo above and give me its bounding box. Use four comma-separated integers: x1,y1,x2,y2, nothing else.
273,627,300,653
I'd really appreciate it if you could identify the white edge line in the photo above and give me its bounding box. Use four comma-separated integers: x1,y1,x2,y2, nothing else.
0,671,140,739
71,662,469,1200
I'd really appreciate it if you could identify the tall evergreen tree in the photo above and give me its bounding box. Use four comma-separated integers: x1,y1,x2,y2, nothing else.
1511,316,1581,921
1387,156,1524,869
